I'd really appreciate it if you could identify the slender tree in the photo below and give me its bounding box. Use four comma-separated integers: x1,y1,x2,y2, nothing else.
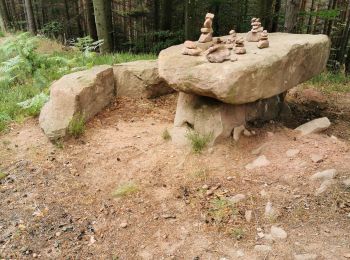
24,0,37,35
161,0,173,30
84,0,97,39
0,0,10,32
92,0,113,53
284,0,301,32
272,0,282,32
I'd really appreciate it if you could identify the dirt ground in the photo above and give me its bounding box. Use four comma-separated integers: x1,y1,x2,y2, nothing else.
1,87,350,260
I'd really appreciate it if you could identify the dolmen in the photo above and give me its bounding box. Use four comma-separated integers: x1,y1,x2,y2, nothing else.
158,14,331,145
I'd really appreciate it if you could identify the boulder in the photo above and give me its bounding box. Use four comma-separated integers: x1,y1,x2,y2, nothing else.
172,92,284,145
113,60,174,99
295,117,331,136
39,65,114,140
159,33,330,105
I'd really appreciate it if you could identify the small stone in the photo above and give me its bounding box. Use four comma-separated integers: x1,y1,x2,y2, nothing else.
236,250,245,257
342,178,350,188
120,222,128,228
315,179,335,195
243,129,252,136
245,155,270,170
184,40,197,49
228,194,246,203
33,253,38,258
257,232,265,238
294,253,318,260
286,149,300,158
245,210,252,222
344,253,350,258
310,169,336,181
233,125,246,141
226,176,234,181
202,184,209,190
55,232,61,237
254,245,272,253
310,153,323,163
270,226,287,240
162,214,176,219
206,190,214,196
295,117,331,136
251,143,268,155
265,201,277,219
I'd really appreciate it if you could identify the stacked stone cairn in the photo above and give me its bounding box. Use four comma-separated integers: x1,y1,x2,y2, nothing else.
225,30,237,49
257,30,269,49
235,37,246,54
246,18,264,42
182,40,202,56
199,13,215,43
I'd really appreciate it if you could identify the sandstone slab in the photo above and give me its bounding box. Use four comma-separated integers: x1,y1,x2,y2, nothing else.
113,60,173,99
159,33,330,105
295,117,331,136
39,65,114,140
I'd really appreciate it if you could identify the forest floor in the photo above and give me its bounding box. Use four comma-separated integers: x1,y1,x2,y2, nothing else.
1,85,350,260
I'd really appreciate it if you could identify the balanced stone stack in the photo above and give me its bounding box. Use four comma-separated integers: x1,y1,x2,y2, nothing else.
159,33,331,145
235,37,246,54
258,30,269,49
199,13,215,43
246,18,264,42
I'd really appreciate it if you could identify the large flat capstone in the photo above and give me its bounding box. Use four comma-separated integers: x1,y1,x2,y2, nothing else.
159,33,330,105
39,65,114,140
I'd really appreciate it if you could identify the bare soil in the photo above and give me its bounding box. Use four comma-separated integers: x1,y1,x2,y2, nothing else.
1,87,350,260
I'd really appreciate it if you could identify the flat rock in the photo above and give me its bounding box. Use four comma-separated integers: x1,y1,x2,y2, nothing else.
113,60,174,99
245,155,270,170
159,33,330,105
39,65,114,140
254,245,272,253
228,194,246,203
310,153,323,163
315,179,335,195
310,169,336,181
295,117,331,136
270,226,287,240
294,253,318,260
286,149,300,158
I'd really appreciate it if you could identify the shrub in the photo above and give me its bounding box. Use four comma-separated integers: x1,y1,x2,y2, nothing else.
0,31,4,37
186,130,212,153
112,182,139,197
162,128,171,141
68,113,85,138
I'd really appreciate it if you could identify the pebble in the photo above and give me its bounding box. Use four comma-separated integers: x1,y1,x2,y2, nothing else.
310,169,336,181
228,194,246,203
315,179,335,195
294,253,318,260
270,226,287,240
265,201,277,219
245,155,270,170
55,232,61,237
236,250,245,257
310,153,323,163
120,222,128,228
344,253,350,258
245,210,252,222
343,178,350,188
286,149,300,158
254,244,272,253
226,176,234,181
257,232,265,238
251,143,268,156
202,184,209,190
233,125,246,141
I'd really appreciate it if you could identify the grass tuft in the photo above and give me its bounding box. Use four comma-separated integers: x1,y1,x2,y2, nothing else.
0,172,8,181
208,198,237,224
112,182,139,198
162,128,171,141
186,130,212,153
0,31,5,37
307,71,350,93
68,113,85,138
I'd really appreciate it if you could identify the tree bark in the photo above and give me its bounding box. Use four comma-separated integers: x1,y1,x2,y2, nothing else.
0,0,10,31
64,0,72,38
84,0,97,39
92,0,114,53
74,0,83,37
184,0,188,39
161,0,172,31
271,0,281,32
284,0,301,33
345,46,350,76
24,0,37,35
154,0,160,31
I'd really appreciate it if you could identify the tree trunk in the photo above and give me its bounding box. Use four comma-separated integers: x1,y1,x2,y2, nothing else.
271,0,281,32
74,0,83,37
184,0,188,39
84,0,97,39
92,0,113,53
284,0,301,33
0,0,10,31
24,0,37,35
161,0,172,30
154,0,159,31
64,0,72,38
345,46,350,76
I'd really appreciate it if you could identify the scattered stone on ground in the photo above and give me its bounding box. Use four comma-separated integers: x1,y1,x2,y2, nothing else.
245,155,270,170
265,201,277,219
315,179,336,195
295,117,331,136
286,149,300,158
270,226,287,240
254,244,272,253
228,194,246,203
233,125,246,141
310,153,324,163
310,169,337,181
343,178,350,188
294,253,318,260
245,210,252,222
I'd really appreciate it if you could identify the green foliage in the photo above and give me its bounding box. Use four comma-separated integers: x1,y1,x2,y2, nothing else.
308,71,350,93
0,172,7,181
186,130,213,153
162,128,171,141
68,113,85,138
0,34,154,132
0,31,4,37
208,198,237,224
40,21,64,38
112,182,139,198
